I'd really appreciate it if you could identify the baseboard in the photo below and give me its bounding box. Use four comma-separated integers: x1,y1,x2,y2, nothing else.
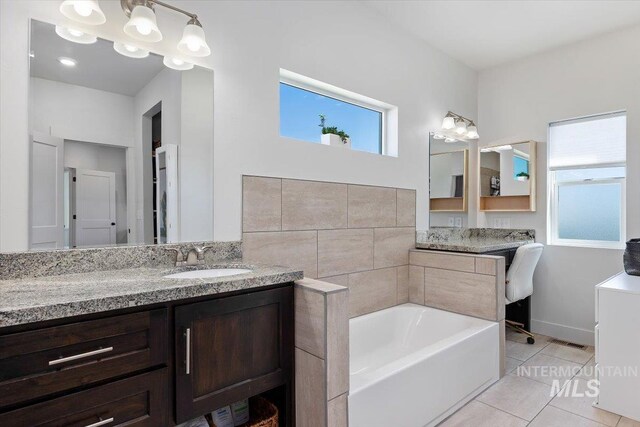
531,319,595,346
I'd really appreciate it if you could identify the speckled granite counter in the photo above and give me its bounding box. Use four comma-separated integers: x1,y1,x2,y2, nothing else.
416,228,535,253
0,262,303,327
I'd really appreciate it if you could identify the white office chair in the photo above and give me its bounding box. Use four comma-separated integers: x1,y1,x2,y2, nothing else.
505,243,544,344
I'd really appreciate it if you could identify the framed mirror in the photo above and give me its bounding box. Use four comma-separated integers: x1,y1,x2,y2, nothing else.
429,133,469,214
479,141,537,212
28,20,214,250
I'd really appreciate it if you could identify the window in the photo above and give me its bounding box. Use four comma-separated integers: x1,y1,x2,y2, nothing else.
279,69,396,155
548,112,626,248
513,155,529,180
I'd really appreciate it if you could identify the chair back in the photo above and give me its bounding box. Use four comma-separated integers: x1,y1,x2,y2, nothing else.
506,243,544,304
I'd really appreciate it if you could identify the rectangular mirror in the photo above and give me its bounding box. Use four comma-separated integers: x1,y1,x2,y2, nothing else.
429,133,468,215
28,20,214,250
479,141,537,211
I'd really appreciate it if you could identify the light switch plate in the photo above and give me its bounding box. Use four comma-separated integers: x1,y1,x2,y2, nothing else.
448,217,455,227
454,217,462,227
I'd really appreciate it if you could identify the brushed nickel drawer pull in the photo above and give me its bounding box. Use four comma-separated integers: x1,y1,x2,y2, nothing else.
185,327,191,375
84,417,114,427
49,346,114,366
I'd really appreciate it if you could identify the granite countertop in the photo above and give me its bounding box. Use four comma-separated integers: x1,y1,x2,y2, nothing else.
415,238,532,253
415,228,535,253
0,261,303,328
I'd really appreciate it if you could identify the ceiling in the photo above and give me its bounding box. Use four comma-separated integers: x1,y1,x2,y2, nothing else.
30,20,165,96
363,1,640,70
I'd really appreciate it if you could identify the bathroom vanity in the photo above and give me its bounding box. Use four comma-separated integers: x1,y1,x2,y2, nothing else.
0,244,302,426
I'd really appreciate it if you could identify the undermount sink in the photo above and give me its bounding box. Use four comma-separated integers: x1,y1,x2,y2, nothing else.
164,268,252,279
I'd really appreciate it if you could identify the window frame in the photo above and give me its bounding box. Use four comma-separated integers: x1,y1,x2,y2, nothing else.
548,167,626,249
279,69,396,156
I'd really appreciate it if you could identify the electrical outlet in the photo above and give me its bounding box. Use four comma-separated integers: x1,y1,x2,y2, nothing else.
454,217,462,228
448,217,455,227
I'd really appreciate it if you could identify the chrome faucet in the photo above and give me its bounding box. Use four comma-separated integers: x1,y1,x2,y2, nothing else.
166,245,215,267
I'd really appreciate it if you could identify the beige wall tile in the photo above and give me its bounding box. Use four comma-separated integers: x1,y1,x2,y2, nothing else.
328,394,348,427
318,274,349,287
397,265,409,303
243,231,318,278
294,285,326,358
424,267,498,320
242,176,281,232
295,348,327,427
348,185,396,228
373,227,415,268
282,179,348,231
396,189,416,227
348,267,397,317
409,265,425,304
318,229,373,277
496,257,506,321
327,290,349,399
410,250,476,273
475,257,497,275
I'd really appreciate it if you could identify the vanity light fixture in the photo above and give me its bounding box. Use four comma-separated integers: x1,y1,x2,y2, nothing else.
59,0,106,25
163,56,194,71
123,0,163,42
55,25,97,44
177,17,211,57
432,133,445,140
439,111,480,141
121,0,211,58
113,41,150,58
58,57,78,67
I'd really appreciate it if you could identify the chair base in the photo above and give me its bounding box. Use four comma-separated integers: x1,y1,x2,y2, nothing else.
506,295,531,332
506,320,535,344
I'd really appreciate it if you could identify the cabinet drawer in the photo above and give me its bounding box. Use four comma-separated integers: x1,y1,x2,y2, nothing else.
0,309,167,409
0,369,167,427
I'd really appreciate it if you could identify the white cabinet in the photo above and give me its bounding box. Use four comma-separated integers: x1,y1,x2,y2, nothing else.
595,272,640,422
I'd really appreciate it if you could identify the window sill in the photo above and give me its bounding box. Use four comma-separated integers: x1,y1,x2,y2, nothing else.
548,240,625,250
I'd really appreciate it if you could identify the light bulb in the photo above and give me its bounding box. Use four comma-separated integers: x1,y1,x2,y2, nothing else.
55,25,97,44
73,1,92,17
466,124,479,139
113,42,149,59
177,20,211,57
68,28,84,37
455,119,467,135
163,56,194,70
123,4,162,42
136,22,152,36
442,116,455,130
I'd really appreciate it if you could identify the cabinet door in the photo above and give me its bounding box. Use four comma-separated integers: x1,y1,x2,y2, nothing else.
175,286,293,423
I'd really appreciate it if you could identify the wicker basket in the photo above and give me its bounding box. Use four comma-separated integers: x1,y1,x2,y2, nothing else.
209,396,279,427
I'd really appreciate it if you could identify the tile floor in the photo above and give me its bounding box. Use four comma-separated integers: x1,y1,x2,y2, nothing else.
439,329,640,427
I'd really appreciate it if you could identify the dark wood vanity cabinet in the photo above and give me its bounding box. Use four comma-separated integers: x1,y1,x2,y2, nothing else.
174,286,294,424
0,284,294,426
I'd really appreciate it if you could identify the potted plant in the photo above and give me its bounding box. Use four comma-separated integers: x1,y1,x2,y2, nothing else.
319,114,350,148
515,171,530,181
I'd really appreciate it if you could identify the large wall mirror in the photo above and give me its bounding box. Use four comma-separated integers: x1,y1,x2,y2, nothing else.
28,20,214,250
429,133,469,225
479,141,537,212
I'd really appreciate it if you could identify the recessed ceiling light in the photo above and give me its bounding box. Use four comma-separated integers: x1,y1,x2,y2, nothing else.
55,25,97,44
163,56,193,71
58,57,78,67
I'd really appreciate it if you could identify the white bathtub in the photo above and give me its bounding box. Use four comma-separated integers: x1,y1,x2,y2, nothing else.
349,303,500,427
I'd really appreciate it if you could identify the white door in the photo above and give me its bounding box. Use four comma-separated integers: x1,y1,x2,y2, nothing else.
75,169,116,247
30,133,64,249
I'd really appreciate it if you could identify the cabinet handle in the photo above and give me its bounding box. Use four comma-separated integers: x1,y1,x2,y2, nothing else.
49,346,114,366
85,417,114,427
185,327,191,375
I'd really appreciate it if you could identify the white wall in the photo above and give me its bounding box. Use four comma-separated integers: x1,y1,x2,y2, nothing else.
478,24,640,344
0,0,477,250
430,151,464,198
30,77,134,147
64,140,128,243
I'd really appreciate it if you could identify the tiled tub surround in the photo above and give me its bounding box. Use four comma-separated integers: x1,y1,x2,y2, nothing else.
295,278,349,427
0,240,242,280
416,227,535,253
242,176,416,318
410,249,507,376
